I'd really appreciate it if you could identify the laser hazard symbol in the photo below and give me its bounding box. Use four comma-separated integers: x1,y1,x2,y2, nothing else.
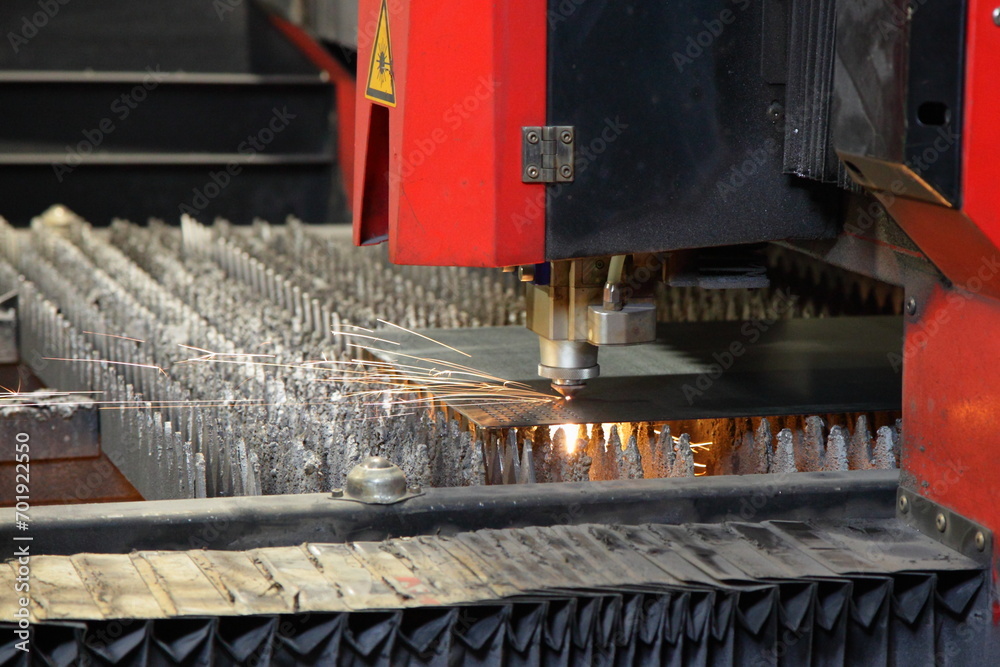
365,0,396,107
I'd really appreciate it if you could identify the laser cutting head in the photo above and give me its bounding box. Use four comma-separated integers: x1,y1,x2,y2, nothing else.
537,338,600,399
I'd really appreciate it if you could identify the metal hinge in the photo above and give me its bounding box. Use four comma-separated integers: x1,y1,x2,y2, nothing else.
522,126,575,183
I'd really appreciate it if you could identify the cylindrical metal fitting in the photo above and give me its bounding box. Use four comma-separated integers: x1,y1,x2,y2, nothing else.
345,456,408,504
603,283,624,311
537,338,600,381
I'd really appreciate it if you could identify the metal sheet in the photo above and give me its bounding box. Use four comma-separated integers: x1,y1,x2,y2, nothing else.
373,316,902,427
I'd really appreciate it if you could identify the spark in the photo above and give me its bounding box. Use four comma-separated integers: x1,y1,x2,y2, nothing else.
331,331,400,345
82,331,145,343
672,435,713,449
376,319,472,357
333,324,375,333
42,357,168,376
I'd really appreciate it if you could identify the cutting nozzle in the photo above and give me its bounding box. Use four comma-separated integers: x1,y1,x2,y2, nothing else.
551,379,587,400
537,338,599,400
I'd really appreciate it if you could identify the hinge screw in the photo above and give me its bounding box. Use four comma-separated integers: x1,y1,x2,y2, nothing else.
906,297,917,316
898,495,909,513
526,166,540,179
560,130,573,144
976,531,987,551
935,513,948,532
559,164,573,178
527,131,540,144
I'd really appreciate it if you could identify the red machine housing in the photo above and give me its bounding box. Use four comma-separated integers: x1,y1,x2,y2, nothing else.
352,0,1000,581
886,0,1000,561
352,0,547,267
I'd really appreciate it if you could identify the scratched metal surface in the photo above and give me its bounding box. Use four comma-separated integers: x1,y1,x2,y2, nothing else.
0,518,980,622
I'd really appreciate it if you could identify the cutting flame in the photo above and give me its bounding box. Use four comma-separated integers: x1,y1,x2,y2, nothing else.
548,423,586,454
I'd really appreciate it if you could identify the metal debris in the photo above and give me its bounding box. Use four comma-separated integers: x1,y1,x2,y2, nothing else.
0,214,903,499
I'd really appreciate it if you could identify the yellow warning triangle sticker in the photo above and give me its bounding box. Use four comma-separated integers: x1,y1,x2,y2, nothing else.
365,0,396,107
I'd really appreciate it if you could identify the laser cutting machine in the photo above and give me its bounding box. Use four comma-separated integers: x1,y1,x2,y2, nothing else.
0,0,998,664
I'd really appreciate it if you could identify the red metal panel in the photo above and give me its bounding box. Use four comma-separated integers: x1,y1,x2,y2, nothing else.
353,0,548,266
900,284,1000,535
893,1,1000,559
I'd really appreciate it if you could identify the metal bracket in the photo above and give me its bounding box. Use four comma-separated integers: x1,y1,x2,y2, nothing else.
522,126,575,183
897,488,992,565
330,486,424,505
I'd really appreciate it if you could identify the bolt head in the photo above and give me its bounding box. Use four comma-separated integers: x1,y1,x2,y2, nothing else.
906,297,917,315
560,130,573,144
898,495,909,513
935,512,948,532
527,131,539,144
976,531,987,551
526,166,540,179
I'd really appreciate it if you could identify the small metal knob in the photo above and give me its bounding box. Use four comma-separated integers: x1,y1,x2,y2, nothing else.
897,495,909,513
975,531,987,552
935,513,948,532
344,456,408,504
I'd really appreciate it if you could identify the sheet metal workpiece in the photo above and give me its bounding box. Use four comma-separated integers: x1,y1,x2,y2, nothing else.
373,316,903,428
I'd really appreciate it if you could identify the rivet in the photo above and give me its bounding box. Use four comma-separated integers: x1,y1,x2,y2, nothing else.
526,166,540,179
527,131,540,144
906,297,917,315
936,513,948,532
898,495,909,513
976,531,987,551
